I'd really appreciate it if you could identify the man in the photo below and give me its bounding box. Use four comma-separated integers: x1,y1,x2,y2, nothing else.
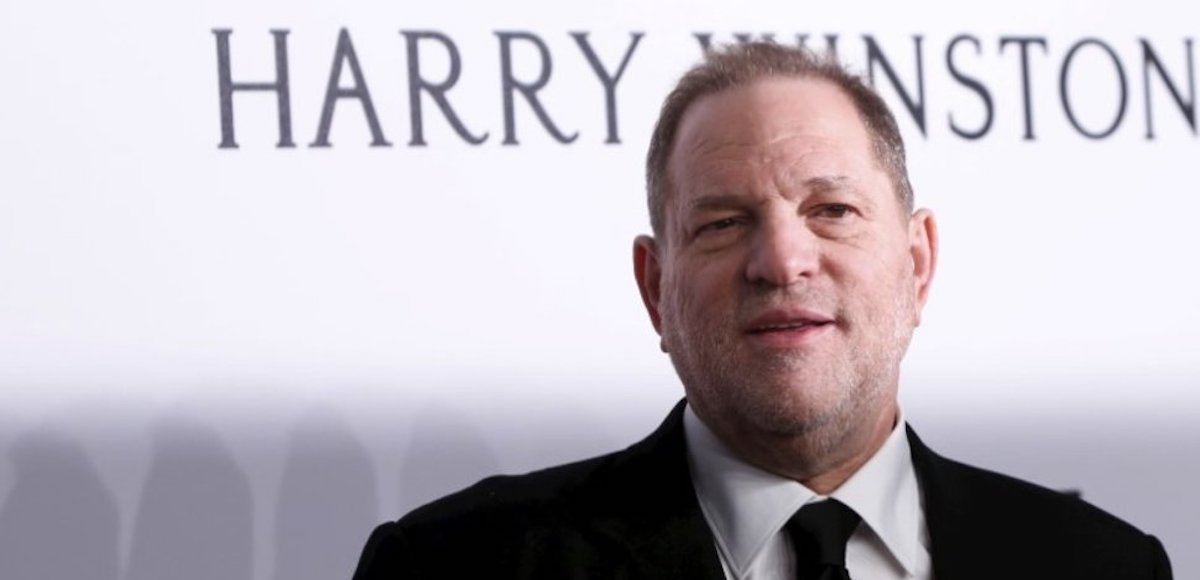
353,42,1172,579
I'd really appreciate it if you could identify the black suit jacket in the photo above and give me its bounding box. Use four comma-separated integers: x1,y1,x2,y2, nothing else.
353,401,1172,579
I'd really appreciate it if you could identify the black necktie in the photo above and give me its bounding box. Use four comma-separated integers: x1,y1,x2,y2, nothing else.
785,499,861,580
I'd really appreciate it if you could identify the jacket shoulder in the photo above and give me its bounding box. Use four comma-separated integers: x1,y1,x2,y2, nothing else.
355,405,700,579
397,402,693,538
398,448,625,533
352,451,629,580
910,429,1172,579
936,453,1146,535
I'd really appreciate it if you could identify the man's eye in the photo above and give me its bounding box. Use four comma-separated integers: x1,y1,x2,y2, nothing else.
814,204,853,219
699,217,741,234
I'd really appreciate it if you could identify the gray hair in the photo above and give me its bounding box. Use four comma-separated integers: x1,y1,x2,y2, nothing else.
645,42,914,236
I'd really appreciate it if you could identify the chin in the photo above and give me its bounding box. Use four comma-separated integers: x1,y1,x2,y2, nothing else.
756,367,890,436
746,399,843,439
723,377,846,436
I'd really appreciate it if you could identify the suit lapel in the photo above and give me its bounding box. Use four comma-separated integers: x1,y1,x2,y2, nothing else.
907,426,987,580
596,408,996,580
585,400,726,580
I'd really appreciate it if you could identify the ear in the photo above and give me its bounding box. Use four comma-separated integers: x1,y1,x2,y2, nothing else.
633,235,664,335
908,208,938,325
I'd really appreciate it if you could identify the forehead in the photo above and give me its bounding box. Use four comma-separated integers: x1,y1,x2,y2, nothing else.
666,77,880,199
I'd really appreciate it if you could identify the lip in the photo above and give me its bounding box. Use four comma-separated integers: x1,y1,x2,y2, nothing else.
743,308,835,347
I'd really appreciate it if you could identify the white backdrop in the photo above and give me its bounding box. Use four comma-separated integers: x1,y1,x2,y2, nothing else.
1,1,1197,579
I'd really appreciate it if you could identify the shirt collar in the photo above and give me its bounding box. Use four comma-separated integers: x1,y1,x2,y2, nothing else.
684,404,922,577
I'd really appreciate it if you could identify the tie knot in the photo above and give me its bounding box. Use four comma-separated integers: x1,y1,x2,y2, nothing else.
786,499,861,569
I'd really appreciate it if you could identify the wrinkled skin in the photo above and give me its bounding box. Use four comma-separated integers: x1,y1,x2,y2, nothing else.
634,78,938,490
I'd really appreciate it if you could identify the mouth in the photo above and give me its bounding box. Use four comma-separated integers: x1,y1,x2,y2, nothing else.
746,309,834,331
744,310,835,345
747,320,832,333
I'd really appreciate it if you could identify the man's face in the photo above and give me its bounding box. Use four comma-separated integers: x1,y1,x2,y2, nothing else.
634,77,937,467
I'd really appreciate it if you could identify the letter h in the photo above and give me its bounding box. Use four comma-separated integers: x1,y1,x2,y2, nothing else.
213,29,295,148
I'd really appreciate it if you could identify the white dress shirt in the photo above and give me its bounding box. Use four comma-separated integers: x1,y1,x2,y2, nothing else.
683,405,933,580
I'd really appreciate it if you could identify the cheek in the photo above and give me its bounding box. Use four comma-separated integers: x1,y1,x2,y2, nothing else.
688,259,743,304
824,244,884,289
834,248,914,313
662,260,738,323
656,271,692,329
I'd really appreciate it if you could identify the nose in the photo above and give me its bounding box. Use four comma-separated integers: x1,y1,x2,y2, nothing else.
744,215,819,286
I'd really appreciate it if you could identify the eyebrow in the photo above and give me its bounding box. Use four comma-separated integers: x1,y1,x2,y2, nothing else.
684,193,758,214
804,175,852,193
805,175,875,207
684,175,862,213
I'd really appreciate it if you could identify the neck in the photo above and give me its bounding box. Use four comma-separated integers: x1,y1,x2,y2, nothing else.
707,401,898,495
799,407,895,494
